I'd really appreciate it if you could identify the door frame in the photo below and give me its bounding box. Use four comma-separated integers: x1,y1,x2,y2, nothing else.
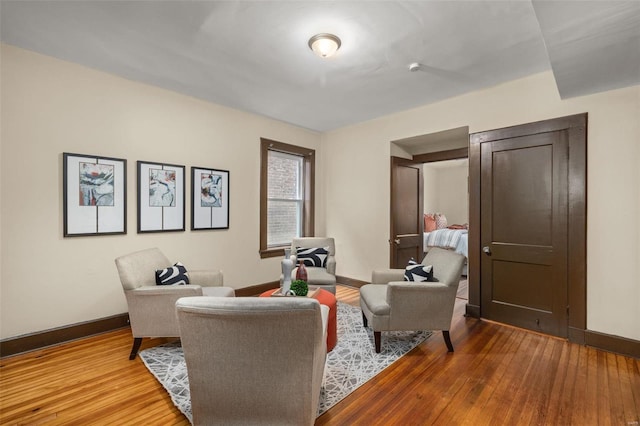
389,148,469,267
467,113,587,343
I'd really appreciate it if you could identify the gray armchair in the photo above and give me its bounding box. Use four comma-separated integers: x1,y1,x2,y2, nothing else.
176,296,328,426
360,247,465,353
115,247,235,359
290,237,337,294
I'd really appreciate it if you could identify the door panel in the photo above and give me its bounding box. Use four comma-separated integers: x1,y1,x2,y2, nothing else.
390,158,423,268
481,131,568,337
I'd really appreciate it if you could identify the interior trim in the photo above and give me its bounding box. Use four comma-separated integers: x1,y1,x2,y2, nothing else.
0,313,130,358
585,330,640,359
336,275,368,289
234,281,279,297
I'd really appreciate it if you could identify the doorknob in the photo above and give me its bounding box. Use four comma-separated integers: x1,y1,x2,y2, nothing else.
394,238,401,245
483,246,492,255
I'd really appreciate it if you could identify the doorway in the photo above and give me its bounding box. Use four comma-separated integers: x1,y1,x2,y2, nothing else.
389,126,469,269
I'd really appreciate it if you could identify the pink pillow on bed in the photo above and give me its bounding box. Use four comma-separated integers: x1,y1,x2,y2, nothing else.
424,214,436,232
435,213,448,230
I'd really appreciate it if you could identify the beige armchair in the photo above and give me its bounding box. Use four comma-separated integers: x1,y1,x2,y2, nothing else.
176,296,328,426
290,237,337,294
360,247,465,353
115,247,235,359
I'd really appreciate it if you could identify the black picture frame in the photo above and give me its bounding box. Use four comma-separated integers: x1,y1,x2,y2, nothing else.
63,152,127,237
137,161,185,233
191,166,230,230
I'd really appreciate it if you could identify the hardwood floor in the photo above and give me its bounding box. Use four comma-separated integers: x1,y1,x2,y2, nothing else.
1,285,638,425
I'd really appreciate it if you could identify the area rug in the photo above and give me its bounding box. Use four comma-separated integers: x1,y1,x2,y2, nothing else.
140,302,430,423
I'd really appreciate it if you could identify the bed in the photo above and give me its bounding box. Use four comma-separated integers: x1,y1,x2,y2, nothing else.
423,228,468,257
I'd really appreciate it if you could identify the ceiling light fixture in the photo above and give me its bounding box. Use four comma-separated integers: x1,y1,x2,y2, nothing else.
308,33,341,58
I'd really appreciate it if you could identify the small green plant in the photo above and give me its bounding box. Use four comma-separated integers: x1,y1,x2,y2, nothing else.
290,280,308,296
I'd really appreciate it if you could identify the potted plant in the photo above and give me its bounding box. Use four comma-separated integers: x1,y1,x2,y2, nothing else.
290,280,309,297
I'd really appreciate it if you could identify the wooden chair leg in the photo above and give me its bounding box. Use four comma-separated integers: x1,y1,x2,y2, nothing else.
443,330,454,352
129,337,143,360
362,311,368,328
374,331,382,353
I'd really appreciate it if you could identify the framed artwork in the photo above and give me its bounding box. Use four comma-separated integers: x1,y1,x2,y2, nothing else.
63,152,127,237
191,167,230,230
137,161,185,233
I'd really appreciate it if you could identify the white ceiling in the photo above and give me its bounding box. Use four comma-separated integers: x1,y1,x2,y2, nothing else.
1,1,639,132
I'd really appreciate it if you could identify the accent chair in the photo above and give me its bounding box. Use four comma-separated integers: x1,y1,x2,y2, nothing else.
176,296,328,426
114,247,235,359
360,247,465,353
289,237,337,294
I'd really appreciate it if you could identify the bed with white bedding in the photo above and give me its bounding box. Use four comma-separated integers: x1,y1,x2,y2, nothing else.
424,229,468,257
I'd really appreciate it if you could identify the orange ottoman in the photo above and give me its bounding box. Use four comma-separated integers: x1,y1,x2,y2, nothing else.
259,288,337,351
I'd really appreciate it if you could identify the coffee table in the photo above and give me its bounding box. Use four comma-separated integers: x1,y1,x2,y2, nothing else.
260,287,337,352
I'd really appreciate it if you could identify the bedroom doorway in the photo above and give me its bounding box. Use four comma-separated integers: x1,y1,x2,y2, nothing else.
389,126,469,269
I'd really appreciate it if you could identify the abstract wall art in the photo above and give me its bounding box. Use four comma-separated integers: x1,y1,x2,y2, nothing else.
138,161,185,233
191,167,229,230
63,153,127,236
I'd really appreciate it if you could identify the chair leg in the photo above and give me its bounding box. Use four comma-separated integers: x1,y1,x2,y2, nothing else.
129,337,143,360
374,331,382,353
362,311,368,328
443,330,454,352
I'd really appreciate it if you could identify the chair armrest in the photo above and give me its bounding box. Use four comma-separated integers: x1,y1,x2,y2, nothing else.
326,257,336,275
371,269,405,284
188,270,223,287
128,284,203,296
386,281,457,330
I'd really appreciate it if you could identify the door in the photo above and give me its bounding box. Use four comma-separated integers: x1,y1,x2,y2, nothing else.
480,131,569,337
390,157,423,268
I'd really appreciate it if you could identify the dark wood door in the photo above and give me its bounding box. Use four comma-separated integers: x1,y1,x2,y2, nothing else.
390,157,423,268
480,131,569,337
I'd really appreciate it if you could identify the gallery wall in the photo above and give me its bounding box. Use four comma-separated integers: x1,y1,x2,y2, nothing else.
0,45,324,340
322,71,640,341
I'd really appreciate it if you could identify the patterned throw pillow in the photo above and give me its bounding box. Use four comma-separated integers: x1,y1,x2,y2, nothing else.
403,259,434,282
155,262,190,285
424,213,437,232
435,213,448,230
296,247,329,268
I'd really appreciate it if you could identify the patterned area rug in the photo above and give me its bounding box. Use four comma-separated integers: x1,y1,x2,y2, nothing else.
140,302,430,423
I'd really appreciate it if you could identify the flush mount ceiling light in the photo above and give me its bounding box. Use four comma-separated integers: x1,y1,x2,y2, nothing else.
308,33,341,58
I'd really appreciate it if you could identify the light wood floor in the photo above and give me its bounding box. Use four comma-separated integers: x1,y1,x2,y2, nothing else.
1,284,638,425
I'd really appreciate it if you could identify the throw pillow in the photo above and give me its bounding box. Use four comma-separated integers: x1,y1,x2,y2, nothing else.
424,213,437,232
403,259,434,282
155,262,190,285
296,247,329,268
435,213,448,230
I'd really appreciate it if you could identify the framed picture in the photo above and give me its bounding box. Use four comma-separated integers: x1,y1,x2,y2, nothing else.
191,167,230,230
63,152,127,237
137,161,185,233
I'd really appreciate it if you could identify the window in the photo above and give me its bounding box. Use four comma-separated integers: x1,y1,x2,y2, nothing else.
260,138,314,258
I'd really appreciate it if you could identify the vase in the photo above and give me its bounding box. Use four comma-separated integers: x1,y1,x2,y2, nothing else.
296,261,308,282
281,249,293,295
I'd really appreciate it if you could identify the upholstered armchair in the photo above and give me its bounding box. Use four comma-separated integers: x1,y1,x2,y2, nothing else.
176,296,328,426
115,247,235,359
290,237,337,294
360,247,465,353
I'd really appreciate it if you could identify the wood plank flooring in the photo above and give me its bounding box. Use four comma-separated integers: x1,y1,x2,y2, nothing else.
1,284,638,425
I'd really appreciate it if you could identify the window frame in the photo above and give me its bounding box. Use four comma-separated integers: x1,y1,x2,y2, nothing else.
260,138,315,259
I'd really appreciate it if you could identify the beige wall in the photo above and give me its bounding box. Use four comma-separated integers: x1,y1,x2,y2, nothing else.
0,45,324,339
2,44,639,343
323,72,640,341
423,161,469,225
